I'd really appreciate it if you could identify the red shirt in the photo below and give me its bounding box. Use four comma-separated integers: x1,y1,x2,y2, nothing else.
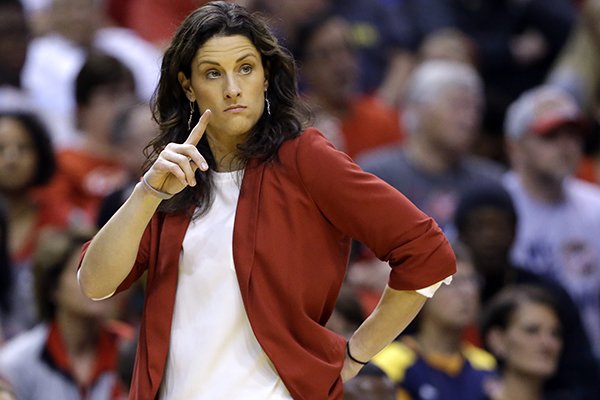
341,95,404,159
39,149,126,225
82,128,455,399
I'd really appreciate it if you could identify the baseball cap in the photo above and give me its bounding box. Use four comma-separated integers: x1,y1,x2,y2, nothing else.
504,85,585,139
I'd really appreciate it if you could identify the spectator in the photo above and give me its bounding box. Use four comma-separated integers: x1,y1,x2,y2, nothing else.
96,101,157,228
331,0,417,107
350,59,502,315
21,0,161,147
409,0,576,162
480,285,565,400
372,242,497,400
359,60,504,233
0,111,67,339
39,52,134,226
0,227,128,399
503,84,600,360
295,12,404,160
455,181,600,398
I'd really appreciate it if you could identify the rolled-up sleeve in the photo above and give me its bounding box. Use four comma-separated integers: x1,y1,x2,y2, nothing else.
295,129,456,290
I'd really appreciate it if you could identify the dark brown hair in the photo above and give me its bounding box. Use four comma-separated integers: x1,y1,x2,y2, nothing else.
32,227,95,321
149,1,308,216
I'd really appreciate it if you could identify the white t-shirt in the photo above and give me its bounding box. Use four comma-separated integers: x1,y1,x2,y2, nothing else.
159,170,291,400
503,172,600,357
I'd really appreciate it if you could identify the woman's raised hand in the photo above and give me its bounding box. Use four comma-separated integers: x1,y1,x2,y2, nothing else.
143,109,212,196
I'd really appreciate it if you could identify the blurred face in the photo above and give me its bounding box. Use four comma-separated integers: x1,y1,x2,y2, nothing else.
418,85,482,155
424,259,480,329
54,248,117,320
302,18,358,107
459,207,516,274
179,35,268,152
497,302,562,379
118,106,156,177
515,125,583,185
51,0,100,46
79,83,135,139
0,117,38,192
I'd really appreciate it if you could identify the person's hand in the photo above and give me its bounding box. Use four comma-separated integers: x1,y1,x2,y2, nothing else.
143,109,211,196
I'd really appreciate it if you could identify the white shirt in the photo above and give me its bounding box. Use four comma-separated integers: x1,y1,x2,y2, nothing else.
504,172,600,357
159,171,291,400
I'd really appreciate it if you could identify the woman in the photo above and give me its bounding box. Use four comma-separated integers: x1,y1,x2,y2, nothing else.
0,111,68,339
78,2,455,399
480,285,564,400
0,227,126,399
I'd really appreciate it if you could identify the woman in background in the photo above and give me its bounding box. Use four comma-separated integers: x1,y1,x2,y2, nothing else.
481,285,565,400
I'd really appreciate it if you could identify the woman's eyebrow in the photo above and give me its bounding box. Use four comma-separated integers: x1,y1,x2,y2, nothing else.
197,52,258,67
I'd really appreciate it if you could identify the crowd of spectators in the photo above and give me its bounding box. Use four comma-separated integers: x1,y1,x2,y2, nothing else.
1,0,600,398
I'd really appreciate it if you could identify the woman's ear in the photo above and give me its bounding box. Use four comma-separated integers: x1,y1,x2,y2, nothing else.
487,328,507,359
178,72,195,102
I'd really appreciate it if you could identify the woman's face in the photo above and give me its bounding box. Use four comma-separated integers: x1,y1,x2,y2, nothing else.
0,117,38,192
498,302,562,379
424,259,480,330
179,34,268,151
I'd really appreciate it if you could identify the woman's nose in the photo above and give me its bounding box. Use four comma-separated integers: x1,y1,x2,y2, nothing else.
224,75,241,99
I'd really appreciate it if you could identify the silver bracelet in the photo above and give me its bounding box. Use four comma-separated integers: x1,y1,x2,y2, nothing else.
141,175,174,200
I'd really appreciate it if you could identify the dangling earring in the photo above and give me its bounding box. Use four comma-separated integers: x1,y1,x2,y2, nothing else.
265,96,271,116
188,101,195,131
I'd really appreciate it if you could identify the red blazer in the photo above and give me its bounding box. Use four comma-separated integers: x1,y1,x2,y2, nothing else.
83,128,455,399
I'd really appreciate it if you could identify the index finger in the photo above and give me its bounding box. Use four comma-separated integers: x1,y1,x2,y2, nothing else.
184,109,212,145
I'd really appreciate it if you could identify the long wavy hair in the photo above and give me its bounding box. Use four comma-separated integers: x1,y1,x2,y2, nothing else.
148,1,309,216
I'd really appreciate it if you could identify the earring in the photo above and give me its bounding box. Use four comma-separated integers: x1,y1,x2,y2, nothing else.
265,96,271,116
188,101,195,131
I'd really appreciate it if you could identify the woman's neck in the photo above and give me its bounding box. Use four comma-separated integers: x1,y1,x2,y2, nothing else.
496,369,545,400
206,134,245,172
417,321,463,355
54,311,102,385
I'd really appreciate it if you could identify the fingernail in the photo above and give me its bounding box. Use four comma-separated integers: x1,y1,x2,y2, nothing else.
201,162,208,170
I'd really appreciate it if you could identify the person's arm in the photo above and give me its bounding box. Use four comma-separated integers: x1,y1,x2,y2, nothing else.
295,129,455,378
342,287,426,381
78,110,211,299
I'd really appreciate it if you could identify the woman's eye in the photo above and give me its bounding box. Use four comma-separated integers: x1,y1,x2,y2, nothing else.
206,70,220,79
240,64,253,74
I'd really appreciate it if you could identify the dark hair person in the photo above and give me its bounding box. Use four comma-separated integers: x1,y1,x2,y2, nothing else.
481,285,564,400
78,2,455,399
